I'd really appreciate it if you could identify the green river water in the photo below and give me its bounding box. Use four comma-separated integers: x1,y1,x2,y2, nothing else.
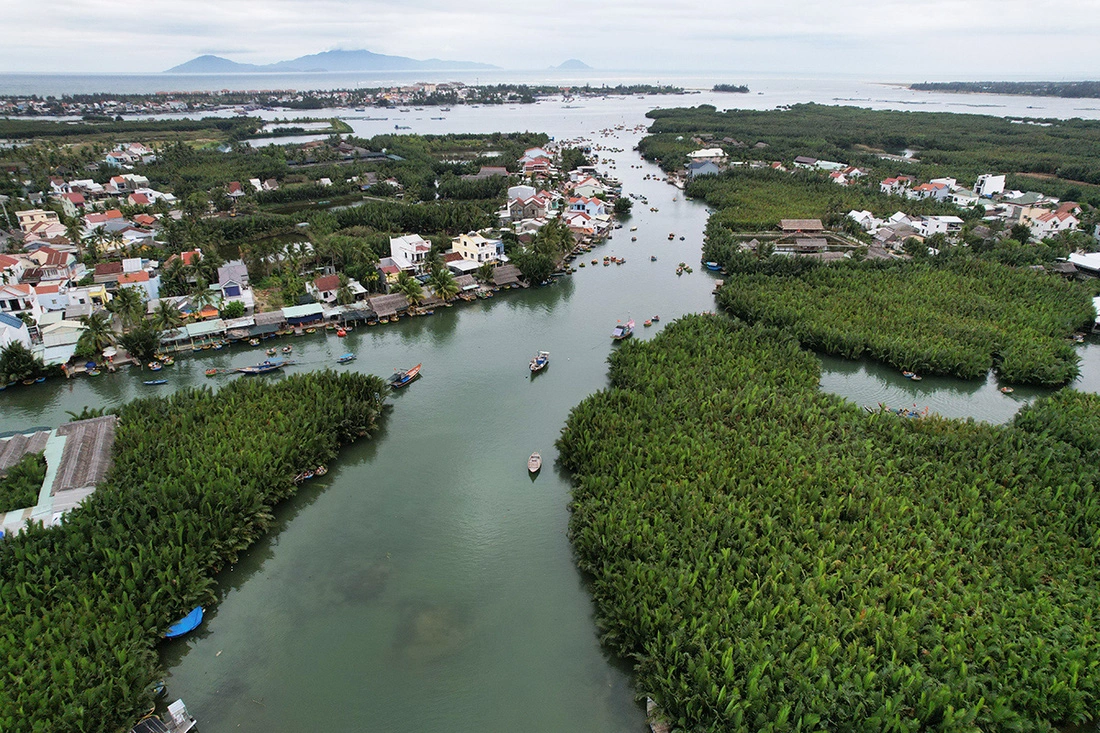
2,116,1098,732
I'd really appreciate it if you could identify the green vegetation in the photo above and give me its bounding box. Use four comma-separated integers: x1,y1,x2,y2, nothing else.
0,452,46,514
0,341,47,384
639,104,1100,203
0,116,261,141
558,315,1100,733
911,81,1100,99
710,257,1093,384
712,84,750,93
0,372,387,733
687,167,956,232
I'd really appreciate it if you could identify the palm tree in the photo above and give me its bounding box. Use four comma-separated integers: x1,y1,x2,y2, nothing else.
153,300,184,332
476,261,496,284
190,279,221,316
428,268,460,302
335,274,355,306
395,271,424,305
108,286,146,330
77,311,116,357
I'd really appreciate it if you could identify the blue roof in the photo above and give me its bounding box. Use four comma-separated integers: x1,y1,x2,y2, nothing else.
0,312,25,329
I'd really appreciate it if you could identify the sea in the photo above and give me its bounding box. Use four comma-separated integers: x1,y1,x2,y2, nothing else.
3,70,1100,122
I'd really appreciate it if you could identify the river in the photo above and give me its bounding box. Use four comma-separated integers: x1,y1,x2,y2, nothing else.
2,99,1099,733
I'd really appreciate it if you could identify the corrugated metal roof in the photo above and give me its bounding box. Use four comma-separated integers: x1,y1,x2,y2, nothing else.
185,319,227,338
281,303,324,319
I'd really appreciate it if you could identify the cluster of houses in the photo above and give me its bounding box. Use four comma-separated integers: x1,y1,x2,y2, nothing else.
494,146,618,241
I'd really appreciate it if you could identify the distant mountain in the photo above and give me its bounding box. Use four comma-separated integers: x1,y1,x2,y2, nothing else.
165,49,498,74
553,59,592,70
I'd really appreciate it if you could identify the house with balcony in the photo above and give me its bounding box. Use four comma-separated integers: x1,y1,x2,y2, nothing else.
0,283,42,320
452,232,504,264
389,234,432,273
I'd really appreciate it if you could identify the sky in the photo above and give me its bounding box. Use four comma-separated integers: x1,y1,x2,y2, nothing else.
3,0,1099,79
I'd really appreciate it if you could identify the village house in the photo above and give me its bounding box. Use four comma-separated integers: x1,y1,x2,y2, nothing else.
1027,202,1080,241
689,148,727,164
308,274,342,304
16,209,61,234
687,161,721,179
0,283,42,319
216,259,256,313
572,177,606,198
55,192,87,218
975,174,1006,198
793,156,818,169
0,253,33,284
569,196,606,218
226,182,246,199
880,176,915,196
452,232,504,264
0,311,31,350
33,281,70,312
117,270,160,302
908,182,951,201
917,215,965,237
389,234,432,273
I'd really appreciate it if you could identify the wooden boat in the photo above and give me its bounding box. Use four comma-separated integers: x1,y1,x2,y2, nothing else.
35,376,45,382
129,698,197,733
144,379,168,386
1000,386,1015,394
315,465,328,476
148,361,162,371
88,369,101,376
652,315,660,322
388,363,422,389
611,319,635,341
266,347,277,356
248,338,260,346
165,607,203,639
337,328,348,336
530,350,550,373
162,356,175,366
336,353,356,364
704,261,721,271
282,345,293,354
205,368,218,377
528,452,542,474
236,358,290,375
644,320,652,327
305,327,317,334
22,378,35,385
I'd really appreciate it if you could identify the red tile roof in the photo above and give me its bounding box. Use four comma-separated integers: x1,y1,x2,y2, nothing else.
119,271,150,284
313,274,340,292
94,262,124,276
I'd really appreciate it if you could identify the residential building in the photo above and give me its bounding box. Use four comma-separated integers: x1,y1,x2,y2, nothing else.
687,161,721,179
389,234,432,273
34,281,70,312
1028,208,1079,241
55,192,87,218
952,188,980,207
793,156,818,169
117,270,160,302
918,215,965,237
0,312,31,350
16,209,60,234
39,320,86,365
880,176,915,195
689,148,726,164
0,283,42,319
568,196,606,218
908,182,951,201
975,174,1006,198
452,232,504,264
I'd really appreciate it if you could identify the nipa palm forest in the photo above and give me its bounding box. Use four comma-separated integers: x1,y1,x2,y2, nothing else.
709,255,1094,385
0,371,386,733
558,315,1100,732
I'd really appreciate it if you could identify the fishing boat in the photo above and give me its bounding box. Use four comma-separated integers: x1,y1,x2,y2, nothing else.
1000,386,1015,394
88,369,101,376
148,361,162,371
704,261,721,271
282,345,293,354
388,363,422,389
266,347,277,356
650,255,657,261
530,350,550,373
144,379,168,386
336,353,356,364
236,358,291,375
248,338,260,346
337,328,348,336
528,452,542,474
644,319,652,327
204,368,218,377
129,699,197,733
901,370,921,380
165,607,204,639
611,319,635,341
162,356,175,366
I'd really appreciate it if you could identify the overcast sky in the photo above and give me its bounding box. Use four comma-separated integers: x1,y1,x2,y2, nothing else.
3,0,1099,79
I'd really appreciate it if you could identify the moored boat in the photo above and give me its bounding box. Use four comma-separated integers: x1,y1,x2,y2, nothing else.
165,607,203,639
611,319,635,341
148,361,162,371
388,363,422,389
646,697,671,733
530,350,550,373
144,379,168,386
528,452,542,474
336,353,356,364
704,261,721,270
1000,386,1015,394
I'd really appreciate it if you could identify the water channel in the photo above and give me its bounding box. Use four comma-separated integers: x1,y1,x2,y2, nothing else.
2,99,1098,732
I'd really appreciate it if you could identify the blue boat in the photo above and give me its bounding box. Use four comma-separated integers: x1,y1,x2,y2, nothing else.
611,319,635,341
336,353,356,364
530,350,550,373
165,606,204,638
144,379,168,386
704,261,722,271
236,358,291,375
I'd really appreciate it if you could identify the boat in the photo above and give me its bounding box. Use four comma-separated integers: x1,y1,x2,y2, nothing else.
144,379,168,386
1000,386,1015,394
652,315,660,322
315,465,328,476
148,361,162,371
337,328,348,337
236,358,291,375
22,378,35,385
165,607,204,639
305,327,317,334
35,376,45,382
248,338,260,346
388,363,422,389
644,320,652,327
631,237,637,242
129,699,197,733
704,261,721,271
646,698,671,733
204,368,218,377
282,345,293,354
528,452,542,474
336,353,356,364
530,350,550,373
266,348,277,356
88,369,101,376
650,255,657,261
630,226,637,231
611,319,635,341
162,356,175,366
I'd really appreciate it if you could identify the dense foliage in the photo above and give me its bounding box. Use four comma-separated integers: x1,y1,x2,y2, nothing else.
0,341,47,384
639,104,1100,203
558,315,1100,732
0,116,261,140
911,81,1100,99
0,452,47,514
0,372,387,733
711,257,1093,384
687,167,957,231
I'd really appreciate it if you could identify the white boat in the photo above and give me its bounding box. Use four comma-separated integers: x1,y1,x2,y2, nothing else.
528,453,542,474
530,350,550,373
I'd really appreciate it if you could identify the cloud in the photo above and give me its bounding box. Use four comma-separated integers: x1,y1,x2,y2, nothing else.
1,0,1098,77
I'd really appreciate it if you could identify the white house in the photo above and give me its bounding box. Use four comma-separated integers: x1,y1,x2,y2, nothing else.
508,184,536,201
389,234,432,273
975,174,1006,198
908,182,951,201
568,196,606,218
0,312,31,350
930,177,958,190
918,215,965,237
34,281,70,312
452,232,504,264
689,148,726,164
880,176,914,195
572,177,605,198
847,210,880,232
952,188,980,207
0,283,42,319
1029,209,1079,241
39,320,86,365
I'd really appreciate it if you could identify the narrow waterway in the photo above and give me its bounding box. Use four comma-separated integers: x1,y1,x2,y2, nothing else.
3,107,1098,732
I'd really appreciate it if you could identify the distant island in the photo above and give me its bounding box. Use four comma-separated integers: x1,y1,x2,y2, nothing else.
165,49,499,74
712,84,750,93
553,59,593,70
910,81,1100,99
